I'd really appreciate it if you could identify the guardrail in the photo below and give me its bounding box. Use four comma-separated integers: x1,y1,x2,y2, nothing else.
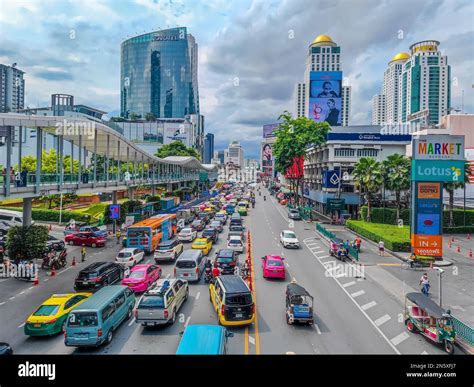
316,223,336,239
452,315,474,347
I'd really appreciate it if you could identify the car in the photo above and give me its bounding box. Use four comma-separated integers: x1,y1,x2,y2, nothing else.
46,235,66,252
197,212,210,224
191,237,213,256
135,278,189,326
215,249,239,274
228,225,245,241
202,227,219,243
65,232,106,248
121,264,162,293
154,239,184,262
209,220,224,233
74,262,125,291
288,209,302,220
191,220,205,231
63,224,107,238
116,248,145,267
227,235,244,253
280,230,300,249
178,227,198,242
0,343,13,355
214,212,227,224
261,255,286,279
24,293,92,336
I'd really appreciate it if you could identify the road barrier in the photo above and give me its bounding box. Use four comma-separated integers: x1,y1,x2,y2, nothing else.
246,230,253,292
452,315,474,348
316,223,336,240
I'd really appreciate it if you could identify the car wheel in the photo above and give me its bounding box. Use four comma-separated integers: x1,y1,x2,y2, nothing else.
406,320,417,333
445,340,454,355
184,288,189,301
170,309,176,325
68,241,74,246
106,329,113,344
174,252,177,261
126,307,133,320
61,320,67,333
91,243,97,248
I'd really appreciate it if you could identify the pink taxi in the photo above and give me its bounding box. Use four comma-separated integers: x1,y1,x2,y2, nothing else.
121,264,162,292
261,255,286,279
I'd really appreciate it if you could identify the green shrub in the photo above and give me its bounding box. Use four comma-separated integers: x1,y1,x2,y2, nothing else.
0,206,89,223
6,225,49,261
443,226,474,234
346,220,411,252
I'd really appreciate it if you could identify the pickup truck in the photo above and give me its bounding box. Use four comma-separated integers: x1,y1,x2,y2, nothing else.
63,224,108,238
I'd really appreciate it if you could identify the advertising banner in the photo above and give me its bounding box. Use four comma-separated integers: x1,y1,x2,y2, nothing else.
261,143,274,175
323,169,341,189
412,234,443,257
417,182,441,199
163,127,189,146
416,213,441,235
263,123,279,138
109,204,120,220
309,71,342,126
413,135,465,160
411,160,465,182
327,198,345,210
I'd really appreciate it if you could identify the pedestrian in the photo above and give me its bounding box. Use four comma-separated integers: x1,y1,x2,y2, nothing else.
419,273,430,295
355,237,362,252
116,229,122,245
344,240,350,250
378,240,385,256
212,261,221,278
81,246,86,262
21,167,28,187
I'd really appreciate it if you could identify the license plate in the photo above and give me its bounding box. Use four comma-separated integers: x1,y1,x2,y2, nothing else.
82,281,89,285
183,273,188,276
235,313,243,318
273,270,278,272
34,323,41,328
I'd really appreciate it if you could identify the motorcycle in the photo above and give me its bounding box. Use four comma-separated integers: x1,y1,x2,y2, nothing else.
204,264,213,283
42,249,67,270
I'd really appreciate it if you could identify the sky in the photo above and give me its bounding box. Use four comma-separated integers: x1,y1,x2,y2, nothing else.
0,0,473,159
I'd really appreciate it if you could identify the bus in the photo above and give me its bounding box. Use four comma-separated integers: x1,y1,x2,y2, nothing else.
126,214,177,254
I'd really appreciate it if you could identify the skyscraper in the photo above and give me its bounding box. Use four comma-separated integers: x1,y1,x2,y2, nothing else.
0,63,25,113
120,27,199,119
294,35,351,126
401,40,450,125
203,133,214,164
225,141,244,167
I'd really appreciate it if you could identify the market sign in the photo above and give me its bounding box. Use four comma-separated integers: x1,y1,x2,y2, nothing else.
412,135,464,160
327,198,345,210
411,234,443,257
411,160,465,182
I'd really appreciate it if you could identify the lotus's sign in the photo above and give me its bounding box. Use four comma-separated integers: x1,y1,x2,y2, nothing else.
411,160,465,182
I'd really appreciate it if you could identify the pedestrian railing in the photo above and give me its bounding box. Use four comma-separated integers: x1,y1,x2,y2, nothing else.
452,315,474,346
316,223,336,240
348,245,359,261
299,206,312,221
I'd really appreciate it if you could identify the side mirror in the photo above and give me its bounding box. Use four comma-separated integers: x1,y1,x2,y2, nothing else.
225,330,234,338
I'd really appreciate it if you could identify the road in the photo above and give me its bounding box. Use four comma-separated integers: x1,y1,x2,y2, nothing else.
0,188,454,354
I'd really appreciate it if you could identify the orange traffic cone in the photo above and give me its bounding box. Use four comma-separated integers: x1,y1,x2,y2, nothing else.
33,272,39,286
467,234,471,240
469,249,473,258
50,267,56,277
457,245,461,253
71,256,76,266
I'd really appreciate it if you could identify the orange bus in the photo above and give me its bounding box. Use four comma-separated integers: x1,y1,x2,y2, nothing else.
126,214,177,254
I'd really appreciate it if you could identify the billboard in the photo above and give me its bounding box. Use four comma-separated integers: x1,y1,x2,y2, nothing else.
412,234,443,257
163,127,190,146
413,135,465,160
323,169,341,189
263,123,279,138
261,143,273,175
309,71,342,126
411,160,465,182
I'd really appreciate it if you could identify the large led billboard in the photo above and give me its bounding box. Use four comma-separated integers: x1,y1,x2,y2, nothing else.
309,71,342,126
261,142,273,175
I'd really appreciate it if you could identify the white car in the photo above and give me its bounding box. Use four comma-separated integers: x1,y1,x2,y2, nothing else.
178,227,197,242
280,230,300,249
227,235,244,253
116,248,145,267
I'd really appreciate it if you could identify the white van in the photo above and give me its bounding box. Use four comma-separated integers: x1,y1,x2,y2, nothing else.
0,210,24,226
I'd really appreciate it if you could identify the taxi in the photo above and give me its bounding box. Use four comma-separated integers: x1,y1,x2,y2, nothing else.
24,293,92,336
191,237,213,256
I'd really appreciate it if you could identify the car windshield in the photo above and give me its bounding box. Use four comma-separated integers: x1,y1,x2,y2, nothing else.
230,226,243,231
118,252,132,258
68,312,98,327
176,260,196,269
192,221,201,226
33,305,60,316
194,241,206,246
158,244,173,250
78,271,98,279
129,270,145,279
217,257,234,263
139,295,165,308
211,222,220,226
228,239,242,245
180,229,192,234
283,232,296,239
267,260,283,267
290,210,299,214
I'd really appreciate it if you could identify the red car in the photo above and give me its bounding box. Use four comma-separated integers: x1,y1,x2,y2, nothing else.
65,232,106,248
261,255,286,279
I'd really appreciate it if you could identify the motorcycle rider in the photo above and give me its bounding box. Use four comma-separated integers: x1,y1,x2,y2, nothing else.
212,261,221,278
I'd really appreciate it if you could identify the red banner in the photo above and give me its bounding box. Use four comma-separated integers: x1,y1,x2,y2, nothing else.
285,156,304,179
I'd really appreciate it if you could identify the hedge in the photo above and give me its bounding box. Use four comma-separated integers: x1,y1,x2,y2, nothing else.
346,220,411,252
0,206,90,223
360,206,474,229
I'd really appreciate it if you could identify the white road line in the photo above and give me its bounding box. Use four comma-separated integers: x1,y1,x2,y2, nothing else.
305,243,319,248
350,290,365,298
317,255,330,260
128,318,136,327
323,260,336,266
9,296,15,300
390,332,409,346
19,291,25,295
44,278,49,282
146,259,151,264
248,336,255,345
285,263,290,268
361,301,377,311
312,250,325,254
195,292,201,300
342,281,356,288
18,323,25,328
28,286,34,291
58,266,73,275
184,316,191,327
0,302,5,306
314,324,322,335
374,314,391,327
421,351,428,355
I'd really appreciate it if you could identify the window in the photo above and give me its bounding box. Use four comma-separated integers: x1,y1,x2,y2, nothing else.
114,293,126,309
334,148,355,157
357,149,379,157
102,303,115,322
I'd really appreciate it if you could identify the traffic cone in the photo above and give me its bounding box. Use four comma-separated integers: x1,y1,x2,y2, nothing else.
469,249,472,258
457,245,461,253
71,256,76,266
50,267,56,277
33,272,39,286
467,234,471,240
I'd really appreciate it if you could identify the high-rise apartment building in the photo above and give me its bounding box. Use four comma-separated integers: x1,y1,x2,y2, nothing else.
0,63,25,113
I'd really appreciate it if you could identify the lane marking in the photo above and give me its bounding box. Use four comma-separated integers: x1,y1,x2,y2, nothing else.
18,322,25,328
184,316,191,327
323,260,337,267
128,318,136,327
0,302,5,306
249,232,260,355
317,255,330,259
342,281,356,288
19,291,25,295
350,290,365,298
244,328,249,355
44,278,49,282
58,266,73,275
390,332,409,346
314,323,322,335
248,336,255,345
9,296,15,300
374,314,391,327
421,351,428,355
361,301,377,311
312,250,325,254
195,292,200,300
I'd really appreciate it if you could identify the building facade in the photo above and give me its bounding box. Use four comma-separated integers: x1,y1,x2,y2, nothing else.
0,64,25,113
371,94,386,125
120,28,199,120
225,141,244,167
294,35,351,126
203,133,214,164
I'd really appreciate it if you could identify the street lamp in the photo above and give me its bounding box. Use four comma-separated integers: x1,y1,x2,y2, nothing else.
433,267,444,307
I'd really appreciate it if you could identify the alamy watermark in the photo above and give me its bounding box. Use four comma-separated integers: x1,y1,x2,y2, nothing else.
380,121,421,135
324,261,365,279
0,262,39,279
55,119,95,139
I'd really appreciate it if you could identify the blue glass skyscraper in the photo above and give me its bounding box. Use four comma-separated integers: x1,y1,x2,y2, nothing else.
120,27,199,119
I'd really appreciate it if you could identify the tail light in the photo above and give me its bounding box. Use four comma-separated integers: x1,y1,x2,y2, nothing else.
164,310,169,319
229,261,236,266
195,267,199,274
174,267,176,275
221,305,225,316
97,329,102,338
129,257,134,261
64,331,67,339
44,318,58,325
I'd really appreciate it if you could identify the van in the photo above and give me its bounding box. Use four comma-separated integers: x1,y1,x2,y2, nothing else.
64,285,135,347
209,275,255,326
174,249,207,282
176,325,234,355
230,213,243,227
0,210,24,226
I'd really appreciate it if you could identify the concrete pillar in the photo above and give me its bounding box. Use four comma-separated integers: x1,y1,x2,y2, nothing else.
35,127,43,194
78,134,82,185
18,126,23,171
93,129,98,186
105,134,110,185
128,187,134,200
23,197,33,227
5,126,12,197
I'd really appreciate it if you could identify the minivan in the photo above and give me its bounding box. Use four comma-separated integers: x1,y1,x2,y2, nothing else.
176,325,234,355
209,275,255,326
0,210,25,226
174,249,207,282
230,213,243,227
64,285,135,347
74,262,124,292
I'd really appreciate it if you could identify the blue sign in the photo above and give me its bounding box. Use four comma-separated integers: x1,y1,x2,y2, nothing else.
323,169,340,189
416,213,441,235
109,204,120,220
416,199,441,214
327,133,412,142
412,160,465,182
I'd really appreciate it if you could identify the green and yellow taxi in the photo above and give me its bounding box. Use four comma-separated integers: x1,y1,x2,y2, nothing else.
237,202,248,216
24,293,92,336
191,237,213,256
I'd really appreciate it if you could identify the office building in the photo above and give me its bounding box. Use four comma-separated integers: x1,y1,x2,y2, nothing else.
225,141,244,167
371,94,386,125
0,63,25,113
203,133,214,164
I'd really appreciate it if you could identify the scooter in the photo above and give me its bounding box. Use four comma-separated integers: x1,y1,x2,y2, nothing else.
204,265,213,283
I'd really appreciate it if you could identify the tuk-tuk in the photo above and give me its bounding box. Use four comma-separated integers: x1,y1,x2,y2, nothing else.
285,282,314,325
404,292,456,354
329,238,348,261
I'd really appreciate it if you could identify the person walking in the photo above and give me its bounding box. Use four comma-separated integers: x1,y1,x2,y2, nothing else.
378,240,385,256
419,273,430,295
81,246,86,262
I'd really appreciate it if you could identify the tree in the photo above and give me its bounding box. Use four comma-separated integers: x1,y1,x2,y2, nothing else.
353,157,384,222
6,225,49,262
155,141,201,160
272,111,330,205
129,113,141,121
444,162,470,227
145,112,156,121
382,154,411,222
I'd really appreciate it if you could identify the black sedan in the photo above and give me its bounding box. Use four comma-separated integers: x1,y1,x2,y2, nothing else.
0,342,13,355
202,227,219,243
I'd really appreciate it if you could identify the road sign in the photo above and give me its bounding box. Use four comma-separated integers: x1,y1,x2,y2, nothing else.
412,234,443,257
327,198,345,210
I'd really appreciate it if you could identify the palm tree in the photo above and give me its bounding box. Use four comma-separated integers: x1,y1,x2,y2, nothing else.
444,162,470,227
353,157,384,222
382,154,411,222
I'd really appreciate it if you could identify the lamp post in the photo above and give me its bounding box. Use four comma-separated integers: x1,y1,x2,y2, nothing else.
433,267,444,307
